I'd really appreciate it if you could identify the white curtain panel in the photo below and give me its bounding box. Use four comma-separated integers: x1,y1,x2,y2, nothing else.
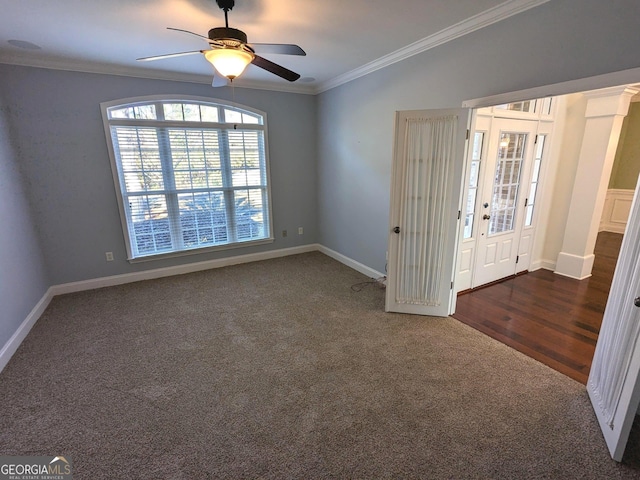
395,115,456,306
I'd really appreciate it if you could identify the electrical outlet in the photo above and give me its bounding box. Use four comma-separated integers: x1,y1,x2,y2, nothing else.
282,230,287,237
105,252,114,262
298,227,303,235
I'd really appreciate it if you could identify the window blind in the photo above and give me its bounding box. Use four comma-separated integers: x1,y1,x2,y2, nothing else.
103,99,271,260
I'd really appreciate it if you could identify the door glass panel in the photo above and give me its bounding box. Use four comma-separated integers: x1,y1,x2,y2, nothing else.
525,134,546,226
541,98,553,116
464,132,484,239
489,132,527,235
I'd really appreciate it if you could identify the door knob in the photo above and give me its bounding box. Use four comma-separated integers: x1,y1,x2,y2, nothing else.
635,297,640,308
483,203,489,208
393,226,400,234
482,214,491,220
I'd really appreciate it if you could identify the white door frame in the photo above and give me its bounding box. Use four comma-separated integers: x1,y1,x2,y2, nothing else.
458,67,640,461
461,68,640,110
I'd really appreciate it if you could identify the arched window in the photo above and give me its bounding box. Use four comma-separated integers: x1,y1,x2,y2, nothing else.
101,96,272,260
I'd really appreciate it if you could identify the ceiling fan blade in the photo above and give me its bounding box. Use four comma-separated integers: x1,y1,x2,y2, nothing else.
251,55,300,82
250,43,306,56
167,27,212,43
137,50,204,62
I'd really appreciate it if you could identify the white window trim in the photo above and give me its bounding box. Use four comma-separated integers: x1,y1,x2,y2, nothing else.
100,94,274,263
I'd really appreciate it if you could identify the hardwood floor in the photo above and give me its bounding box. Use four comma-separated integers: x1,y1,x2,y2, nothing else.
452,231,623,385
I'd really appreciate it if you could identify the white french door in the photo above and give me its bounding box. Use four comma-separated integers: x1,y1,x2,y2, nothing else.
588,179,640,461
472,118,538,287
386,108,470,316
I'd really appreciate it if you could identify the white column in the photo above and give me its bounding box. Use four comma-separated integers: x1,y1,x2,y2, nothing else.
555,86,638,279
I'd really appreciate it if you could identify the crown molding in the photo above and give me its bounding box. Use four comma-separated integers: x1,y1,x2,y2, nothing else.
315,0,550,94
0,52,209,84
0,53,316,95
581,85,640,100
226,78,315,95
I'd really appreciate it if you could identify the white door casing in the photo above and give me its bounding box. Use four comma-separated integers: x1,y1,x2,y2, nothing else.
386,108,470,316
588,178,640,462
456,113,491,292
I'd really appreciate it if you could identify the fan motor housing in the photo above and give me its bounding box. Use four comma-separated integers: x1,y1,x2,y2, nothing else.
208,27,247,44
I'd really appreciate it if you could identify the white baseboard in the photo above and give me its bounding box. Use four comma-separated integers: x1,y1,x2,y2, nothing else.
2,243,383,374
0,287,54,373
599,224,627,234
317,245,385,279
531,259,556,272
554,252,595,280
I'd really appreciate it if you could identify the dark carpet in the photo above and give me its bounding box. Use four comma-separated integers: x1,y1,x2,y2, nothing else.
1,252,640,478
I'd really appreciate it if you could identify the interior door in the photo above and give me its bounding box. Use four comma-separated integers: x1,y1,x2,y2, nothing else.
588,180,640,461
472,118,538,287
386,108,470,316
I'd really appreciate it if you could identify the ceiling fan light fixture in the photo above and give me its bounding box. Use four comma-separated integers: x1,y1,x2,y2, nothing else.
204,48,254,80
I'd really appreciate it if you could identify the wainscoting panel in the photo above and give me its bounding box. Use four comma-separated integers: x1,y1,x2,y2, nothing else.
600,189,634,234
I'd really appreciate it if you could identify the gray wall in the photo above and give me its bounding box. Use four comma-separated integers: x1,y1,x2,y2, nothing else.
0,65,318,284
317,0,640,274
0,91,49,348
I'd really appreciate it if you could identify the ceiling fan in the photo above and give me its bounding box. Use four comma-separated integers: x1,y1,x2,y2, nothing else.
137,0,306,85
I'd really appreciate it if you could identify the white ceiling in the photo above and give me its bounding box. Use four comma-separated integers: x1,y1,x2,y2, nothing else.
0,0,548,94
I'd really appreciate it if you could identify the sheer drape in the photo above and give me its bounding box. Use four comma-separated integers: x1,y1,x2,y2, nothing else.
394,115,456,306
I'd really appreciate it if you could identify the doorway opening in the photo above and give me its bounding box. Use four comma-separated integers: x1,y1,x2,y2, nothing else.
453,87,640,383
